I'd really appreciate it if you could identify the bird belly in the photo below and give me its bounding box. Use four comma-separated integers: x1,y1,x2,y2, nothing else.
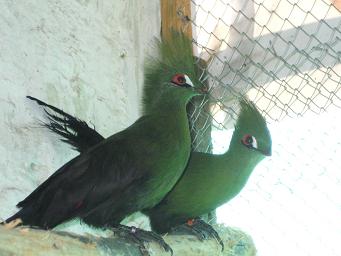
143,149,190,209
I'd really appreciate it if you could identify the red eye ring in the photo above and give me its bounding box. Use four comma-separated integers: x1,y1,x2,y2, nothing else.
241,134,253,146
171,74,186,86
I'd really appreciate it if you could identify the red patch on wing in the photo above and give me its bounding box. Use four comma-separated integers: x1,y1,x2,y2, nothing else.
75,201,83,209
187,219,195,226
171,74,186,86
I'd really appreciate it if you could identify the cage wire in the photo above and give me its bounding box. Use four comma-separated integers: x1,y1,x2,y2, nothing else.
188,0,341,133
185,0,341,255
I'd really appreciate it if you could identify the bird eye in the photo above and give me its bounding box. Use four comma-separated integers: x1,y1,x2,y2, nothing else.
241,134,257,149
171,74,186,86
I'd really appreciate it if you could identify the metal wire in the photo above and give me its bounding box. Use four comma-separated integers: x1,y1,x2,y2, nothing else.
189,0,341,150
187,1,341,256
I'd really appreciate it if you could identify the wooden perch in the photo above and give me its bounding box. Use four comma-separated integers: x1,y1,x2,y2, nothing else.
161,0,192,40
0,224,256,256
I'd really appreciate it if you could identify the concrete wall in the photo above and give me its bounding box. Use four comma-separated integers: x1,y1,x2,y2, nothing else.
0,0,160,226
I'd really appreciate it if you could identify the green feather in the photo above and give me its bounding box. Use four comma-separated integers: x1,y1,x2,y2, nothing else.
145,98,272,233
26,32,271,237
231,98,272,155
17,32,204,230
142,32,202,115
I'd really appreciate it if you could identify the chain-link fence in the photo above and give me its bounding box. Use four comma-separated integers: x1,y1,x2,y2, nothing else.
187,0,341,255
190,0,340,128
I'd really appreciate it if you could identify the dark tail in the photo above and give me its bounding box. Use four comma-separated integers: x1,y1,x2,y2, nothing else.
4,211,23,224
2,206,35,227
27,96,105,153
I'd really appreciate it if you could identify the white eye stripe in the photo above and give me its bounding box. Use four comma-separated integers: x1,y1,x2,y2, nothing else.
252,136,258,149
184,74,194,87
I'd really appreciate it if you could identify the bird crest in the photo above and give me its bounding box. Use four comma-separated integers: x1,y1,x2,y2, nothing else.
236,98,267,131
142,32,204,114
233,97,272,156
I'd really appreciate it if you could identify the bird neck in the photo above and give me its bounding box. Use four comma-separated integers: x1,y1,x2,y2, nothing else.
223,144,263,170
218,137,264,186
143,91,193,116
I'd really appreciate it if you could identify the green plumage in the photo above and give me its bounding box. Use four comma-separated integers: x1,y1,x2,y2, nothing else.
7,33,204,231
145,98,272,233
25,33,271,239
143,33,200,114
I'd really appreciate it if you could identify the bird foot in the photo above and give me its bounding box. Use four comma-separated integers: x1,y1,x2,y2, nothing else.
171,218,224,251
111,225,173,256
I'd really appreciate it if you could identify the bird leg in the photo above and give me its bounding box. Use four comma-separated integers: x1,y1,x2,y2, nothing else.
111,224,173,256
171,218,224,251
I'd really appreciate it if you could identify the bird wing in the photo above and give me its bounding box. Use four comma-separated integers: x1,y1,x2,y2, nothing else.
27,96,104,152
17,118,151,215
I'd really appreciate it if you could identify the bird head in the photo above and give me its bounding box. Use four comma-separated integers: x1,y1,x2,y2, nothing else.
142,32,207,114
232,98,272,158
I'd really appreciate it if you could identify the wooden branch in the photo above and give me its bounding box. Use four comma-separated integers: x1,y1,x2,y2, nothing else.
0,225,256,256
160,0,192,40
331,0,341,11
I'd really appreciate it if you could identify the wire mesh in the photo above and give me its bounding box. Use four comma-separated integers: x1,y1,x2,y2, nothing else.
189,0,340,131
188,0,341,149
186,1,341,256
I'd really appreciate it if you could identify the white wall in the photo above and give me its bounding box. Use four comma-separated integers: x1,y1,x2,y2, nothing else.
0,0,160,225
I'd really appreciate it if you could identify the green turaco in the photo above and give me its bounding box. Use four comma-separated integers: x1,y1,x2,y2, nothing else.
4,33,205,254
146,98,271,241
27,94,272,249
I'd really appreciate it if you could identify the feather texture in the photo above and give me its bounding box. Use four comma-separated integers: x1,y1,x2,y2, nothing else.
26,96,271,234
5,32,203,230
143,32,201,114
26,96,104,153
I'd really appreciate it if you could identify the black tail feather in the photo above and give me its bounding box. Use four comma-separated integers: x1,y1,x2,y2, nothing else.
4,212,23,225
27,96,105,153
3,206,35,227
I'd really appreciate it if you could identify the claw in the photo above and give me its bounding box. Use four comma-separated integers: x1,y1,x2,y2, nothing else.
112,225,173,256
172,218,224,251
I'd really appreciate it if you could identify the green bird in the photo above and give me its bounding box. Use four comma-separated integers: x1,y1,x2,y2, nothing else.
145,98,272,237
5,33,204,254
27,95,272,249
25,34,271,250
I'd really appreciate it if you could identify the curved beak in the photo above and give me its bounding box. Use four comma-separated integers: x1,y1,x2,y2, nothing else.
257,147,272,156
199,85,209,94
183,75,208,95
192,84,208,95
